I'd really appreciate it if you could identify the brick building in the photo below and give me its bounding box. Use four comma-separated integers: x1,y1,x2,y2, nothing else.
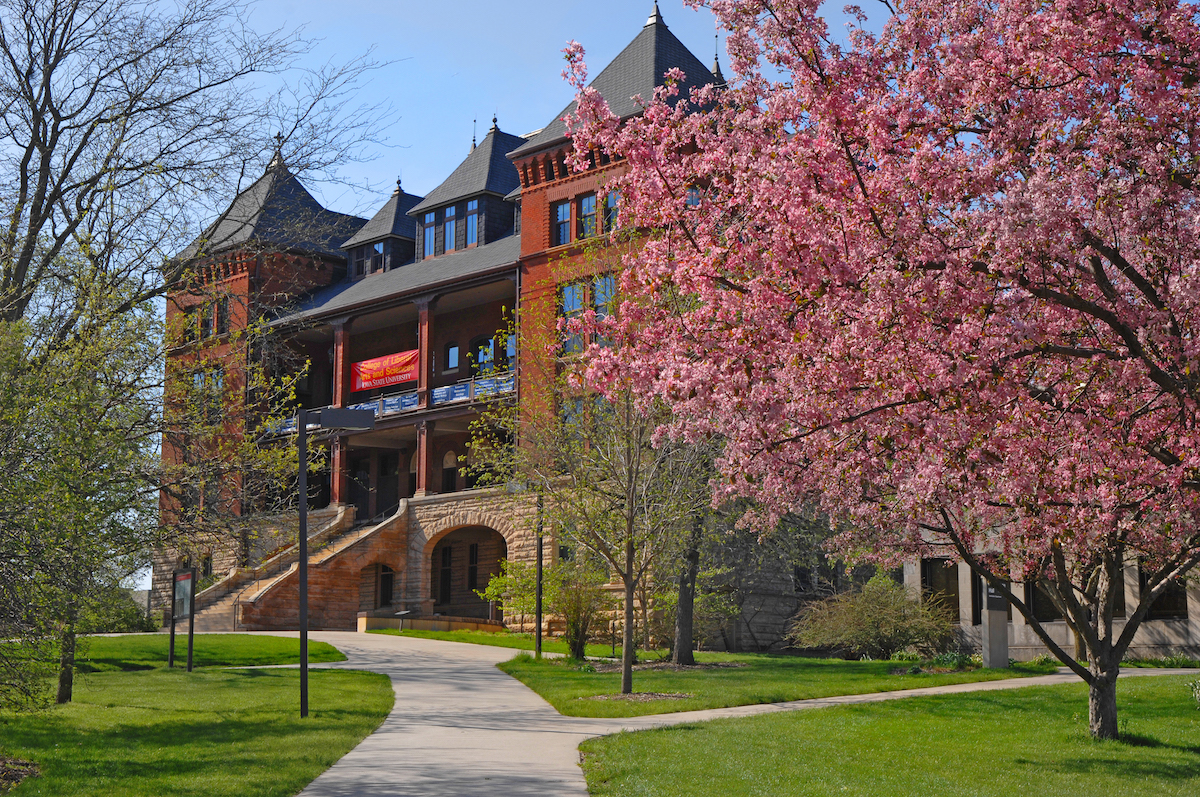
154,5,727,635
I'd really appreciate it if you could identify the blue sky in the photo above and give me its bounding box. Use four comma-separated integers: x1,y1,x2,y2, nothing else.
249,0,734,217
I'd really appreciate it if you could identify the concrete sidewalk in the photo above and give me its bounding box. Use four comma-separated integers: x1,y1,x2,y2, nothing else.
288,631,1193,796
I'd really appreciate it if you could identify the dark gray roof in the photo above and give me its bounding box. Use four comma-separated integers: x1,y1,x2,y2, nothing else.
508,9,716,159
181,163,366,261
503,185,522,202
283,234,521,323
409,124,527,215
342,182,424,249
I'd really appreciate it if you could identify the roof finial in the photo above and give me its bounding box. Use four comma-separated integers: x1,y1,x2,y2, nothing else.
394,175,402,194
646,1,664,27
269,131,284,168
490,113,498,132
471,118,477,152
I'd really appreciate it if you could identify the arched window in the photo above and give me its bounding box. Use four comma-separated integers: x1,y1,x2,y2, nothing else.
469,336,495,376
441,450,458,493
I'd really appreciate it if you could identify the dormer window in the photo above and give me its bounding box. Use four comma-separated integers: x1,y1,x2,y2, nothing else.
423,212,435,258
444,206,457,253
371,241,384,272
466,200,479,247
354,246,368,277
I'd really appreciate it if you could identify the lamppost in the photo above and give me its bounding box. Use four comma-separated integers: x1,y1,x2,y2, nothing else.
296,406,375,718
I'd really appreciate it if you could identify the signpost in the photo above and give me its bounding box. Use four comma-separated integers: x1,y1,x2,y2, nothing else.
296,406,375,718
169,568,197,671
981,582,1010,668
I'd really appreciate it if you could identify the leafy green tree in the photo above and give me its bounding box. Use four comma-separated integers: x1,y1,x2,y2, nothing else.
789,574,955,661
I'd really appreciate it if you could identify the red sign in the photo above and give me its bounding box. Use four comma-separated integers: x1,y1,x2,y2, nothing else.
352,349,419,392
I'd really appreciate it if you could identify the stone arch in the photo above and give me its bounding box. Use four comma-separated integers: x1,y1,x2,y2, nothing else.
406,496,533,618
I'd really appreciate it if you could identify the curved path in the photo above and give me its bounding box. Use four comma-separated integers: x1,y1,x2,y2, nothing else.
290,631,1193,796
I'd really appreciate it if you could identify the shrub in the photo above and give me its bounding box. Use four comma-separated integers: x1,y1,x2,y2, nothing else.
891,650,921,662
788,574,955,660
1189,679,1200,710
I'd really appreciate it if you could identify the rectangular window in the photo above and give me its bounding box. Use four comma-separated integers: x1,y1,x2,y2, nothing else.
559,281,584,354
578,194,596,239
438,546,452,603
593,275,615,318
424,212,436,257
920,558,961,624
371,241,385,272
444,206,456,253
1140,565,1189,620
446,343,459,371
685,187,701,207
216,296,230,335
1025,581,1065,623
466,199,479,246
199,302,213,339
355,247,368,277
553,201,571,246
604,191,619,232
468,543,479,591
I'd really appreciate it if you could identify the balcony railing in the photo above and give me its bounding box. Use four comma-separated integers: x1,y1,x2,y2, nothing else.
274,372,516,433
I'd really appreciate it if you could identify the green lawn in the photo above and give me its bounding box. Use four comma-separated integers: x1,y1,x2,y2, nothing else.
499,652,1058,718
580,675,1200,796
367,627,630,659
76,633,346,672
0,636,390,797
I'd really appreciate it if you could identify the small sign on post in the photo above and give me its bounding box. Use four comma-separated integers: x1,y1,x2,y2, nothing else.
169,568,198,672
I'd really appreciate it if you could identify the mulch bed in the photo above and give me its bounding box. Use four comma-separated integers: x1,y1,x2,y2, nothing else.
0,757,38,793
589,660,748,674
586,692,694,702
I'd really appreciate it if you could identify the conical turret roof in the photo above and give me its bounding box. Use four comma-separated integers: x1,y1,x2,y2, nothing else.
342,179,424,249
508,6,716,159
409,121,527,216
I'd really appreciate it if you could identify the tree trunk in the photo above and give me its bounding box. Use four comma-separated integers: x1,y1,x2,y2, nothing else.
622,575,635,694
1088,667,1119,740
672,527,700,665
56,626,76,704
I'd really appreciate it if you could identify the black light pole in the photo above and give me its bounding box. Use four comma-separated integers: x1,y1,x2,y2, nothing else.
297,408,309,718
535,492,544,659
296,407,373,719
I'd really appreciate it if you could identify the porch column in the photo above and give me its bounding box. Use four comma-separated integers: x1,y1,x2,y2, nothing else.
368,449,379,518
332,317,352,408
330,436,350,505
416,297,436,408
414,420,437,497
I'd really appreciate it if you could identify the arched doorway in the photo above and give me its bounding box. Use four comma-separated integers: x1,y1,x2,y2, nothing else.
429,526,506,619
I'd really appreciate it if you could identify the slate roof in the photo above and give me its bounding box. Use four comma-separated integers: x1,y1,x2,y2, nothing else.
282,234,521,324
181,162,366,261
342,180,424,249
508,5,716,160
408,123,527,216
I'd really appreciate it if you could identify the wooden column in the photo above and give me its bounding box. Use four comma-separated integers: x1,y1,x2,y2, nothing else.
416,297,436,408
331,318,352,408
414,420,437,497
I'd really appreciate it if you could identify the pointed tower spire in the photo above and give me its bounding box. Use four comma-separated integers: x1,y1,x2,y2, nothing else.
712,33,726,86
646,1,664,27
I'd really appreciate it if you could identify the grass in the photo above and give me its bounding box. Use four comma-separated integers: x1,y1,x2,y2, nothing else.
75,633,346,672
580,675,1200,796
499,651,1058,718
0,635,390,797
367,627,630,659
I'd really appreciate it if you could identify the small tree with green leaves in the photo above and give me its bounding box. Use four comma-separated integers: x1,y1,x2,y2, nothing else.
789,574,955,661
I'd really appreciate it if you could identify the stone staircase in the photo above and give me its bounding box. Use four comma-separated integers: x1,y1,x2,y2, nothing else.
191,501,410,632
191,505,354,631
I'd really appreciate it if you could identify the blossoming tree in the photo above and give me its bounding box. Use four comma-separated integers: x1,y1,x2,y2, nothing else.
564,0,1200,738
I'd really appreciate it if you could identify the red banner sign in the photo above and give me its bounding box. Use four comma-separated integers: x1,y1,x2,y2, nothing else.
352,349,419,392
